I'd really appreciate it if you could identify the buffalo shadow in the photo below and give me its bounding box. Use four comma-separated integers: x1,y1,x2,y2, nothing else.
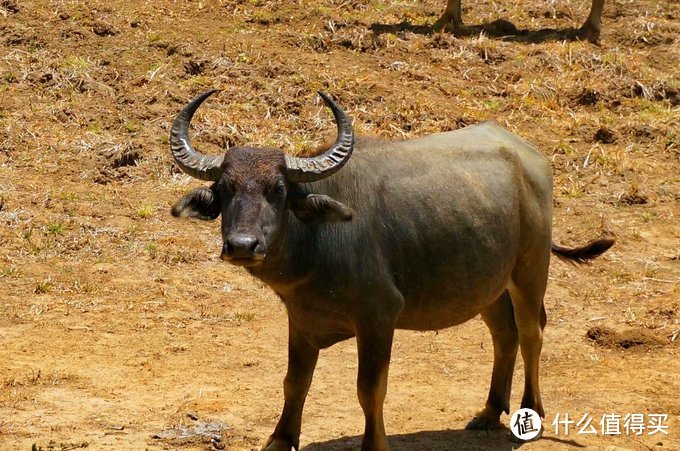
369,19,594,44
302,427,587,450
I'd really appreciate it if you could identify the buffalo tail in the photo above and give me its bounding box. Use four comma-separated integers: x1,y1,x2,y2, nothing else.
551,237,615,265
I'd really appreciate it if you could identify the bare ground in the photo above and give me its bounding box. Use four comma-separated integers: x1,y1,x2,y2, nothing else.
0,1,678,450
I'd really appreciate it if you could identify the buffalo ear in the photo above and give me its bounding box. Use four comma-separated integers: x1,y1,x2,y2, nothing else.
290,191,353,224
171,185,220,220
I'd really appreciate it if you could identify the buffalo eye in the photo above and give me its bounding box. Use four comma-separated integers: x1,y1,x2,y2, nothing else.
269,180,286,196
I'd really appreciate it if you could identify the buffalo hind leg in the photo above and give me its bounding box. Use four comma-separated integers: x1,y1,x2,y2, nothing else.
578,0,605,43
467,290,519,430
508,262,549,426
263,322,319,451
432,0,463,32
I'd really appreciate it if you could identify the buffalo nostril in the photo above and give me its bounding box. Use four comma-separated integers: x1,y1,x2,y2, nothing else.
226,234,259,258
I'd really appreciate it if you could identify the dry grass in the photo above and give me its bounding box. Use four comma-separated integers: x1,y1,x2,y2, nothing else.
0,0,678,449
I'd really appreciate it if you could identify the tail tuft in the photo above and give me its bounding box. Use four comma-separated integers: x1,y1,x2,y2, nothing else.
551,237,615,265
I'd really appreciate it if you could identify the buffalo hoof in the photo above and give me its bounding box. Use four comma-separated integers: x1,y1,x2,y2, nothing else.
465,414,502,431
577,24,601,44
262,437,297,451
431,16,464,33
431,15,450,32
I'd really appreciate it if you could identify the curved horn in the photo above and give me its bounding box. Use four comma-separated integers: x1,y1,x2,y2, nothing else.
170,89,225,181
285,91,355,183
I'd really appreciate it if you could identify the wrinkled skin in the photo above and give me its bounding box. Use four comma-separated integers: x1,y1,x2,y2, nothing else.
432,0,606,43
172,117,613,450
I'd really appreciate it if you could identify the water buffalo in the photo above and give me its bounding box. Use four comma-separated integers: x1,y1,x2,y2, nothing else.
432,0,605,43
169,90,614,451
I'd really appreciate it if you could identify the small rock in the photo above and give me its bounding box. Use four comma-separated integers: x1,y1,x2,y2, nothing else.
184,60,206,76
38,73,53,84
93,22,117,37
594,127,616,144
576,88,600,106
2,1,19,14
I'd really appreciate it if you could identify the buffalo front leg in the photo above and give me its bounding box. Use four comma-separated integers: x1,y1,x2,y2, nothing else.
467,291,519,430
263,322,319,451
578,0,605,43
356,321,397,451
432,0,463,32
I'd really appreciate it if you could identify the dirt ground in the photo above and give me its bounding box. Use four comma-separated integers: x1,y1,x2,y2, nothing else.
0,0,678,450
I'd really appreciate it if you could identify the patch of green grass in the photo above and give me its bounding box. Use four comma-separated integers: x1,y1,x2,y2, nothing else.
27,38,42,52
611,269,632,282
72,280,98,295
144,242,158,258
23,226,41,254
601,50,624,68
555,142,575,155
164,250,196,264
123,121,141,134
183,75,212,87
45,222,66,235
634,98,673,123
34,279,53,294
63,55,91,70
0,266,20,278
251,10,276,24
31,440,89,451
147,32,162,43
482,99,500,111
85,121,102,133
234,311,255,322
561,182,585,198
59,191,79,202
136,204,155,219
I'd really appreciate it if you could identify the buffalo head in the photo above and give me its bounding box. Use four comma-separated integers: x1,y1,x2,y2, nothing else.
170,90,354,266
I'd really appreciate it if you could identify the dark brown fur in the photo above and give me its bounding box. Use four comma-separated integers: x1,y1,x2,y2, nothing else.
223,147,285,188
